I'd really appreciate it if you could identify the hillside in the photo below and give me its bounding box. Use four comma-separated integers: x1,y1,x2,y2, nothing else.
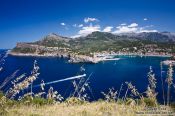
10,31,175,63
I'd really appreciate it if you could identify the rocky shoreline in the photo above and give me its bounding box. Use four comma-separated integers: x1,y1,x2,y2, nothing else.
8,50,173,64
9,52,69,58
8,51,100,63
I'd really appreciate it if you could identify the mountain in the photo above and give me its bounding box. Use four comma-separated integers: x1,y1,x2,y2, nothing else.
10,31,175,57
114,32,175,42
76,31,175,43
34,33,71,47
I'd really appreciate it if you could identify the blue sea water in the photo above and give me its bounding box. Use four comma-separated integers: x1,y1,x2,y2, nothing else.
0,50,175,103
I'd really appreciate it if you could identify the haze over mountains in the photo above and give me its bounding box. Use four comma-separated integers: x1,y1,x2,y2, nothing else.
81,31,175,42
36,31,175,42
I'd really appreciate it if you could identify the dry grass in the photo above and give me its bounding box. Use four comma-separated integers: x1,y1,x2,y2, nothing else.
6,101,175,116
7,102,143,116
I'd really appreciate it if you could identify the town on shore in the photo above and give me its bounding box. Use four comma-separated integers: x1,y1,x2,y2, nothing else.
9,32,175,63
9,44,175,64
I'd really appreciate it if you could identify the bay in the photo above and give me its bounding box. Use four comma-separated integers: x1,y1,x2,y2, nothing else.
0,50,174,103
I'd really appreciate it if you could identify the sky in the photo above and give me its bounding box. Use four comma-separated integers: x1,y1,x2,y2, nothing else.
0,0,175,49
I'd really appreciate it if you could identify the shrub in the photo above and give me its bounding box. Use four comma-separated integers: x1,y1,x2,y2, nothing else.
0,94,8,115
170,102,175,111
65,97,87,105
125,98,135,105
142,98,157,107
20,96,54,106
0,91,4,99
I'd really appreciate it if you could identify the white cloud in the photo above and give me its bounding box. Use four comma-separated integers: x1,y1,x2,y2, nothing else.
73,24,77,27
78,25,101,36
103,26,113,32
128,23,138,28
113,26,137,34
71,21,158,38
139,29,157,33
60,23,66,26
73,24,83,28
78,24,83,27
84,17,99,23
113,23,157,34
71,24,101,38
120,23,127,26
145,25,154,28
71,35,82,38
139,27,157,33
144,18,148,21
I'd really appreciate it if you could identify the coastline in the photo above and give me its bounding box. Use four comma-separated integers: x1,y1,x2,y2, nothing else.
8,50,173,64
115,54,172,57
8,52,67,57
9,51,173,58
8,52,120,63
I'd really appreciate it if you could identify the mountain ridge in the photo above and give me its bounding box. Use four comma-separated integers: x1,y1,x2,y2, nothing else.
10,31,175,63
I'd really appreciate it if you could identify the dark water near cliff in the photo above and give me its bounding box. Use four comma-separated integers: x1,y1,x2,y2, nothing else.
0,50,175,103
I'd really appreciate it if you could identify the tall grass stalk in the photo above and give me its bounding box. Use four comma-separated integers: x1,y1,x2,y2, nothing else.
0,70,19,90
0,67,2,73
145,66,157,100
71,72,93,101
166,63,173,106
101,88,117,102
160,62,165,105
125,82,141,99
5,60,39,99
0,50,8,74
124,85,129,101
47,86,63,102
117,83,123,102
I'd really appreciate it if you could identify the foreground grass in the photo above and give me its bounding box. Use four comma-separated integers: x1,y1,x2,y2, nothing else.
3,101,174,116
7,102,141,116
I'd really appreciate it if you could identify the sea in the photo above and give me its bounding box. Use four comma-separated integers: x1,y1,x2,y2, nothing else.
0,49,174,103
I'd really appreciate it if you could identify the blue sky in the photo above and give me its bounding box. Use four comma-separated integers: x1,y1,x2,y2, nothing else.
0,0,175,49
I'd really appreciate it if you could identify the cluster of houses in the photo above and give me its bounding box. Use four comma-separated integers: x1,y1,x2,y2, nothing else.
13,43,175,63
117,44,173,56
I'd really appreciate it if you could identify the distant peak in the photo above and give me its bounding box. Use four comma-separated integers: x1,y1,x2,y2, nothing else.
161,31,170,33
40,33,71,42
88,31,110,36
47,33,59,37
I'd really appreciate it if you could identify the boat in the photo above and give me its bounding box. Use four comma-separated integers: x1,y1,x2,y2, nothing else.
95,55,120,62
162,60,175,65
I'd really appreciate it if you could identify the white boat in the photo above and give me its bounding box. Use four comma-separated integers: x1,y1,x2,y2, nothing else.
95,56,120,62
162,60,175,65
102,57,120,61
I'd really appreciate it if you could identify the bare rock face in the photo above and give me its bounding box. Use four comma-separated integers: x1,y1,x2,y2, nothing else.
16,43,38,49
42,33,64,41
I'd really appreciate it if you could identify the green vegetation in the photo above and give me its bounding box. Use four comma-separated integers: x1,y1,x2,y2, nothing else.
11,32,175,56
12,47,36,54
